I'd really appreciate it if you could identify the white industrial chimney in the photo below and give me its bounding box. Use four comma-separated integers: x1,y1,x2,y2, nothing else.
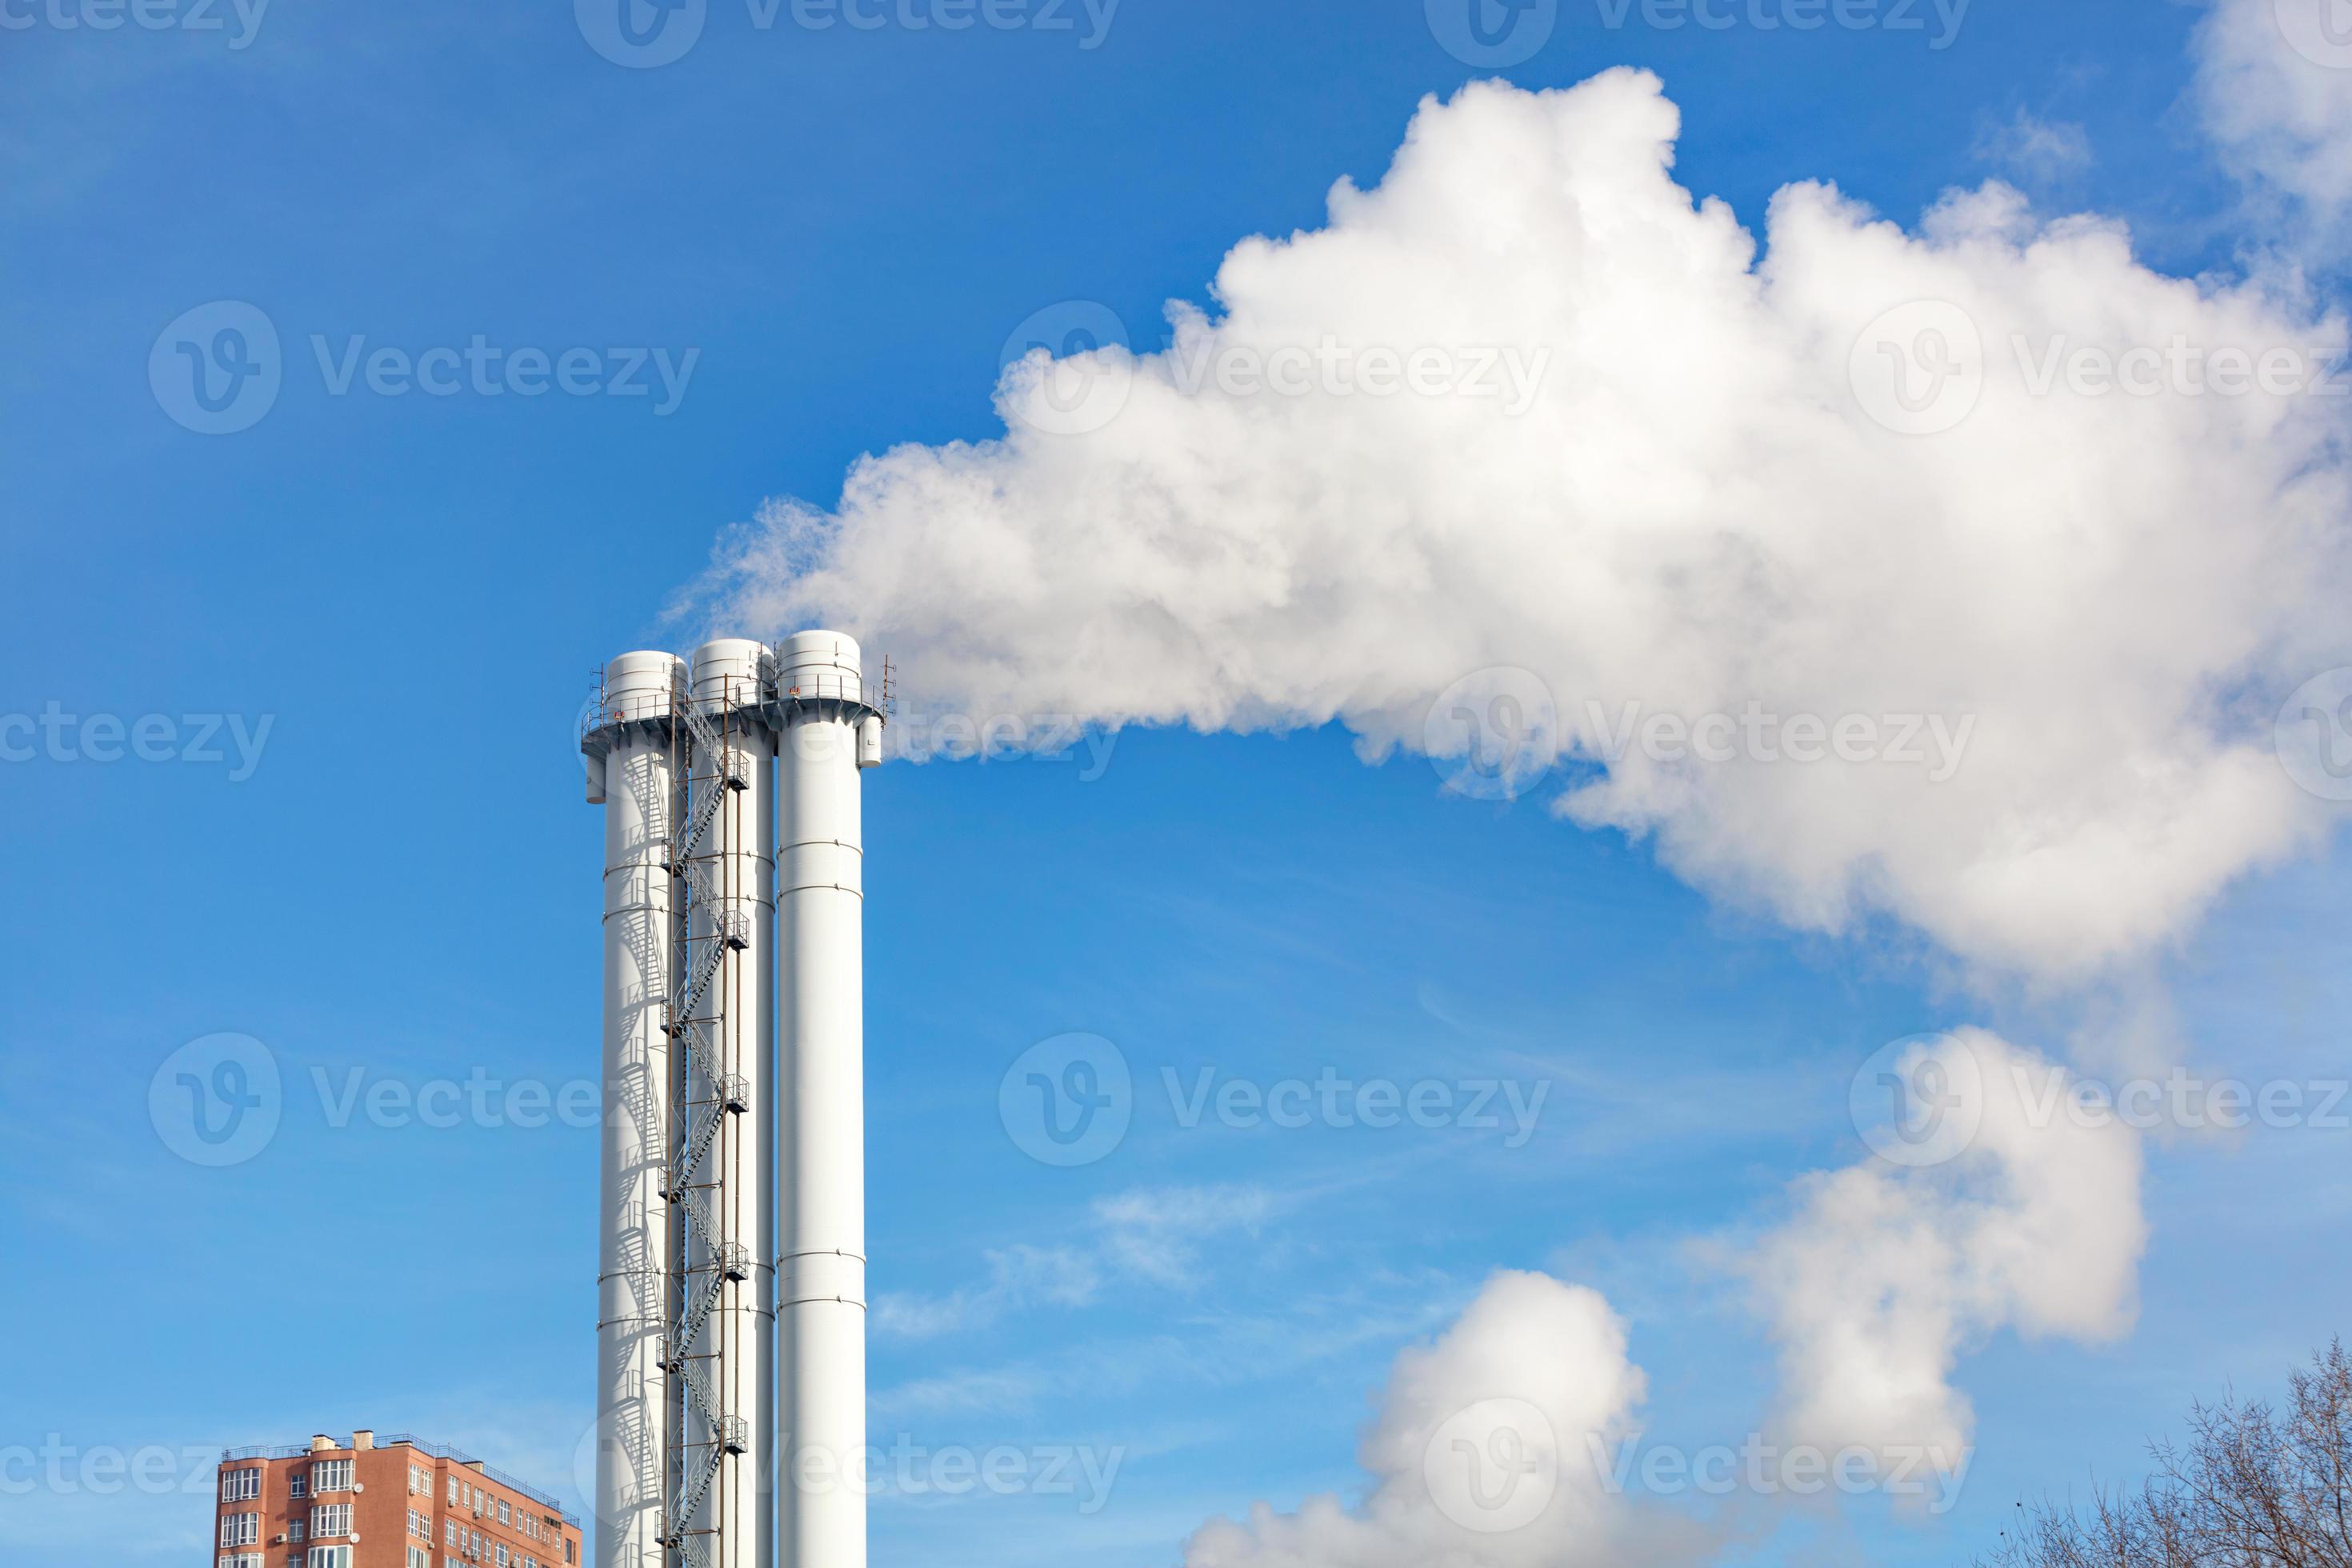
584,632,883,1568
771,631,872,1568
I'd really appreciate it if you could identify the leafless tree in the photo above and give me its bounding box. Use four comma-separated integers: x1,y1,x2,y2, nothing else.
1979,1341,2352,1567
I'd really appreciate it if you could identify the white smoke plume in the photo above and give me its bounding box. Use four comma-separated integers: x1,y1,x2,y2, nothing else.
700,68,2350,984
1181,1270,1718,1568
1744,1028,2146,1470
2196,0,2352,245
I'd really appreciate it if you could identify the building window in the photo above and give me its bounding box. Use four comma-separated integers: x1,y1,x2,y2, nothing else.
289,1473,309,1499
408,1550,432,1568
448,1475,459,1505
218,1554,264,1568
446,1521,458,1546
221,1468,262,1502
289,1522,306,1544
498,1500,511,1526
309,1504,352,1539
311,1459,354,1494
306,1548,352,1568
220,1513,260,1546
496,1545,509,1568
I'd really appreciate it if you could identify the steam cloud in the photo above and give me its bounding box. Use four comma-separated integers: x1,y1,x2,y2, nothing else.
702,68,2350,985
2197,0,2352,245
1744,1030,2146,1469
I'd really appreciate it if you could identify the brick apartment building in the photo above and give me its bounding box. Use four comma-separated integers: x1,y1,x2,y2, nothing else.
213,1430,580,1568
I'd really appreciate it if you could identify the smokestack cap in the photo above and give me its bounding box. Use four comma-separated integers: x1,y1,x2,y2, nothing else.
692,638,771,710
602,651,686,723
777,630,862,702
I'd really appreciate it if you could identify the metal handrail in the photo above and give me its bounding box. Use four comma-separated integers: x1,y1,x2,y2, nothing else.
375,1434,580,1525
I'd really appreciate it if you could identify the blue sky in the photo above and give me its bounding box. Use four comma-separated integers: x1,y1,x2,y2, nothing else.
4,2,2350,1565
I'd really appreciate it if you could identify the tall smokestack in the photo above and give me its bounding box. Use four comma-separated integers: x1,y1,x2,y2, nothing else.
585,631,880,1568
771,631,876,1568
586,650,685,1568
